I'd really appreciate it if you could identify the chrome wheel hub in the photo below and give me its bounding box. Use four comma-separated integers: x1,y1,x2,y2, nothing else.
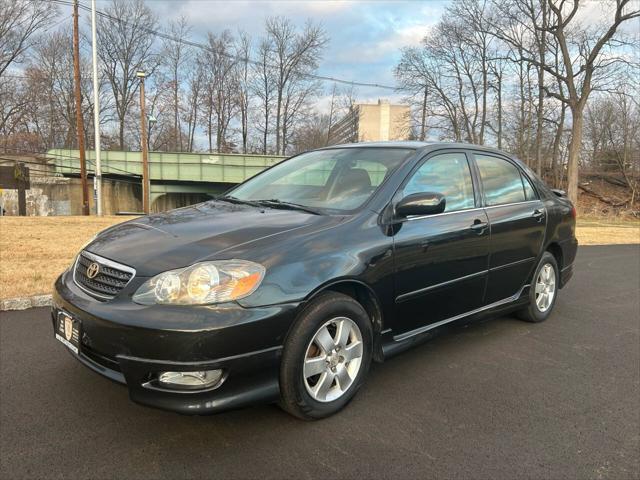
535,263,556,313
303,317,364,403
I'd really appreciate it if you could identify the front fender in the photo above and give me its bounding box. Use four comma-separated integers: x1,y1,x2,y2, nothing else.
236,214,394,310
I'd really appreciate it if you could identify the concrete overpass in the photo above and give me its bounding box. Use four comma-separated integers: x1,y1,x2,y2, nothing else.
46,149,285,211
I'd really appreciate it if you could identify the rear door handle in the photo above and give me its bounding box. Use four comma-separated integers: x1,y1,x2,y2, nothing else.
470,220,488,234
532,209,544,221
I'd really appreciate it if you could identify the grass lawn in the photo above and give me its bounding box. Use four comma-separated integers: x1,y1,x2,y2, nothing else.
1,214,639,300
1,216,135,300
576,216,640,245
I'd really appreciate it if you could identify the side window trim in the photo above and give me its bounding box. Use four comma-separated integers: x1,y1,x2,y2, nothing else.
470,151,537,207
520,170,540,201
466,149,484,208
393,149,478,218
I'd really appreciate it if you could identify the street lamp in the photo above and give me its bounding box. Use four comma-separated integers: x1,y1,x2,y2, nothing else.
137,70,150,214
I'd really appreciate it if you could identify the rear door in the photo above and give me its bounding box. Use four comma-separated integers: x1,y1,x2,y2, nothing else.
471,152,546,304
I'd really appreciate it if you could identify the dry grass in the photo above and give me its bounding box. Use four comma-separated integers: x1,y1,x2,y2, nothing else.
1,214,639,300
576,217,640,245
0,216,135,299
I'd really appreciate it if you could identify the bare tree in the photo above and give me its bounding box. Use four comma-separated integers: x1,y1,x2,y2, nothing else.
252,39,276,154
395,50,430,141
96,0,158,150
0,0,52,149
585,85,639,204
290,113,331,153
184,55,204,152
202,30,238,152
160,17,192,151
488,0,639,203
265,17,327,155
0,0,52,77
326,83,338,144
234,32,252,154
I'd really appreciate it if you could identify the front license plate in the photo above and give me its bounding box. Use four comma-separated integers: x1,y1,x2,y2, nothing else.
55,312,80,354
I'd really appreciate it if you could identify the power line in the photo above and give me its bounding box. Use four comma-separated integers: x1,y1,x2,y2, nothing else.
40,0,399,91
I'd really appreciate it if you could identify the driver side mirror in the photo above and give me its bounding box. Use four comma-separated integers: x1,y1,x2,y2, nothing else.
395,192,446,218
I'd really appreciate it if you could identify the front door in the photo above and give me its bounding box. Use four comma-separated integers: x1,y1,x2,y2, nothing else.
472,153,546,303
392,151,490,336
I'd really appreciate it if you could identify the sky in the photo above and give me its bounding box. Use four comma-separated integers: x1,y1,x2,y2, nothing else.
92,0,448,107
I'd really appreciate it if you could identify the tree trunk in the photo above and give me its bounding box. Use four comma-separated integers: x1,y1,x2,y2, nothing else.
566,104,583,204
174,73,180,151
535,3,547,176
535,63,544,176
551,102,566,188
119,119,125,151
275,88,282,155
496,74,503,149
241,103,248,153
420,84,428,141
207,107,213,153
262,105,269,155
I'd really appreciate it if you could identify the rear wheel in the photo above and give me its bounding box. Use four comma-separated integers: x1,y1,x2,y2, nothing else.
279,292,372,420
517,251,559,323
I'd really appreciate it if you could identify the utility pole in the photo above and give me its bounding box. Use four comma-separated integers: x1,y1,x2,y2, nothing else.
137,71,150,214
90,0,102,215
73,0,90,215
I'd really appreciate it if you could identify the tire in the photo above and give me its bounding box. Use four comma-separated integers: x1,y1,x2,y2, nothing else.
517,251,559,323
279,291,373,420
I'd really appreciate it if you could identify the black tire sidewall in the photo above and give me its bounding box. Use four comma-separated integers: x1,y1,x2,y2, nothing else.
279,292,373,419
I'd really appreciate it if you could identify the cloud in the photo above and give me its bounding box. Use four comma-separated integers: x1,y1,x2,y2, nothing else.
91,0,446,100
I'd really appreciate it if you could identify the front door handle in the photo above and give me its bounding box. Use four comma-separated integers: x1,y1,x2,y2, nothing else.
532,209,545,222
470,220,488,234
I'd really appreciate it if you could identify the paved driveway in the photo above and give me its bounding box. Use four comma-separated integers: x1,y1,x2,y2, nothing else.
1,245,639,479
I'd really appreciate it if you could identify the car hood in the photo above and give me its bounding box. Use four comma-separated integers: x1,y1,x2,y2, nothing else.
86,201,341,276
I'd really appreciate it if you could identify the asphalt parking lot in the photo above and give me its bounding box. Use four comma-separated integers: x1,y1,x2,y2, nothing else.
1,244,639,479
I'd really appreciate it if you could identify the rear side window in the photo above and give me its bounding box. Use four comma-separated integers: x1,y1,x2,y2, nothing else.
403,152,475,212
475,155,527,206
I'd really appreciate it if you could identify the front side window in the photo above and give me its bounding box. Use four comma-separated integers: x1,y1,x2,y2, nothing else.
475,155,527,206
403,152,475,213
229,148,413,212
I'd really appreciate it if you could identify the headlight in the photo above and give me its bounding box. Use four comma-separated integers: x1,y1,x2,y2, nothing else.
132,260,265,305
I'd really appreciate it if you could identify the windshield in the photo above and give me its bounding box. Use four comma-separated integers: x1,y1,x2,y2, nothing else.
227,147,413,212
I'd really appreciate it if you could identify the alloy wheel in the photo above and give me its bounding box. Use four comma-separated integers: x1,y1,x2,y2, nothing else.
303,317,364,403
535,263,556,312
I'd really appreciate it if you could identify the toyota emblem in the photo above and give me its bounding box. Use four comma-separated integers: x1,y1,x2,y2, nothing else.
86,262,100,279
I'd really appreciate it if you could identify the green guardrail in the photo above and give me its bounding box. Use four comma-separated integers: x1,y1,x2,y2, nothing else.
46,149,286,184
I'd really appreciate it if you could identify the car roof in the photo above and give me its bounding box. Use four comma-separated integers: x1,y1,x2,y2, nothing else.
321,141,515,158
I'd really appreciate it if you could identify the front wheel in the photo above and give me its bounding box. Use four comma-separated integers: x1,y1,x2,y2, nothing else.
517,251,559,323
279,292,372,420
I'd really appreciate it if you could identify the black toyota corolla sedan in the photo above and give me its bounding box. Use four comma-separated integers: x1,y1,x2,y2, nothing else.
52,142,577,419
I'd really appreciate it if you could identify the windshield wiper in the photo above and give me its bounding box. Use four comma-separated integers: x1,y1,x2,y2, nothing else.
215,195,263,208
255,199,322,215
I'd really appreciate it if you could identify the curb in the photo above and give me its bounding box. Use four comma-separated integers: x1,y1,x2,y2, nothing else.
0,294,52,312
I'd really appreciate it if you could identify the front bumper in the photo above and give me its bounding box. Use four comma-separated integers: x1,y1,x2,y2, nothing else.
52,271,299,415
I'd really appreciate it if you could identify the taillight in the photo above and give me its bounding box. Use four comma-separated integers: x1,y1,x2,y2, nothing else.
570,205,576,219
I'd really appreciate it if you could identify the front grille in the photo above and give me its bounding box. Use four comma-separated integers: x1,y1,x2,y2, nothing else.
73,251,135,300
